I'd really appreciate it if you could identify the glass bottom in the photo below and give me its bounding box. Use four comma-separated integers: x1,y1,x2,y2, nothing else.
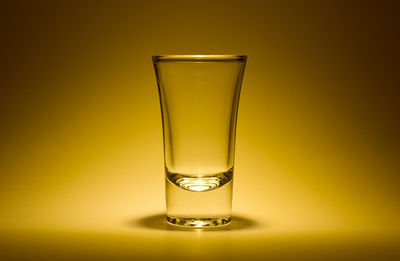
166,168,233,192
166,216,231,227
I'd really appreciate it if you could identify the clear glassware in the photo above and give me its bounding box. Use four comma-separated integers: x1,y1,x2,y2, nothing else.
152,55,247,227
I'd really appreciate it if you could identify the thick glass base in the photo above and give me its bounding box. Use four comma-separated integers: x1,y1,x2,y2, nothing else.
166,216,231,227
165,172,233,227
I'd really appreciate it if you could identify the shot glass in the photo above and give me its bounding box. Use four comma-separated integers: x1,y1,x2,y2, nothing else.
152,55,246,227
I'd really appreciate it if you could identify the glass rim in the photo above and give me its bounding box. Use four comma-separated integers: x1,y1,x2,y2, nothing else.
152,55,247,62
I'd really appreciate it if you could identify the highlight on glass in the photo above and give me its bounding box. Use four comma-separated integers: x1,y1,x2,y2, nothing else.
152,55,247,227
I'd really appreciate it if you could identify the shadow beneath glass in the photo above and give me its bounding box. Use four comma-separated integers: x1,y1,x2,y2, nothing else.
127,213,258,231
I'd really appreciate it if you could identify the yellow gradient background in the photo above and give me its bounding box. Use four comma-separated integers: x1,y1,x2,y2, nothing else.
1,0,399,260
